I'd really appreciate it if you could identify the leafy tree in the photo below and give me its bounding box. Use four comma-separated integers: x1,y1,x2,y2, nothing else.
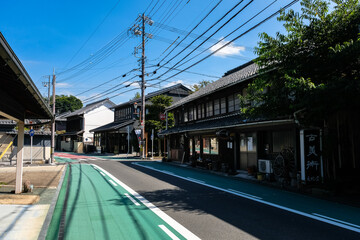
192,80,213,92
241,0,360,126
131,92,141,100
53,95,83,114
145,95,174,132
145,95,174,155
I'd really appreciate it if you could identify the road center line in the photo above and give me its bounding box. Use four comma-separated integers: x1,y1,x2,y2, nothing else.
132,162,360,234
227,189,262,199
312,213,360,229
125,193,140,206
92,164,200,240
187,177,205,184
159,225,180,240
108,179,117,186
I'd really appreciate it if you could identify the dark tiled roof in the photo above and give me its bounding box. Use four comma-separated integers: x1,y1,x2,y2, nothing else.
167,62,259,111
113,83,191,109
0,119,16,125
90,119,138,133
55,111,71,121
59,130,85,136
160,113,294,135
5,129,52,135
0,119,49,126
67,98,115,117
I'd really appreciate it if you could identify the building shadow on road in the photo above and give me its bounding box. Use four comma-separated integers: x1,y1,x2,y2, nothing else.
121,161,360,240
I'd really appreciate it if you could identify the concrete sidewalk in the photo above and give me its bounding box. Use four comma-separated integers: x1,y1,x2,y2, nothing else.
0,164,66,240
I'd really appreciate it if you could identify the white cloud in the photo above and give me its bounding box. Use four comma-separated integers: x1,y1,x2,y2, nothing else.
209,38,245,58
56,82,70,88
123,81,140,88
164,79,183,88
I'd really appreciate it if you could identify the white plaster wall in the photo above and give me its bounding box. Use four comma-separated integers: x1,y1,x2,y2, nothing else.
84,105,114,143
8,146,50,161
61,141,72,152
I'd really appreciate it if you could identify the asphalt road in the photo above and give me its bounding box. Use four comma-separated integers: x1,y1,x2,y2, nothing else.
92,159,360,240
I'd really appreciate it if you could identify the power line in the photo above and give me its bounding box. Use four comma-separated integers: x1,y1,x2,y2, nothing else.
150,0,278,81
175,0,278,70
153,22,255,50
152,0,254,80
57,31,128,77
75,68,139,97
148,0,299,86
156,0,223,66
152,34,250,61
62,0,122,70
148,64,220,78
148,0,161,16
82,76,138,103
144,0,155,14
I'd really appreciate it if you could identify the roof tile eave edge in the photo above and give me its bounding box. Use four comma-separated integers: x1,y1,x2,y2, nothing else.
0,33,52,119
166,72,259,112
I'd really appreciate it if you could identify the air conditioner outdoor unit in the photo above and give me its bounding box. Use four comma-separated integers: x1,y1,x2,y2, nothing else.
258,159,273,174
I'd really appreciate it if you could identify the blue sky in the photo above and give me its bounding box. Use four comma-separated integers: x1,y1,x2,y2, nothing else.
1,0,301,106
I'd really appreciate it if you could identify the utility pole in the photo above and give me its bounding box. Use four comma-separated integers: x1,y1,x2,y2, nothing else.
48,75,51,104
50,69,56,164
141,13,146,159
42,75,51,105
129,13,153,159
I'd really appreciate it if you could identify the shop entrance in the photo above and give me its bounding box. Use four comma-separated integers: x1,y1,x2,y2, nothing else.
239,132,257,170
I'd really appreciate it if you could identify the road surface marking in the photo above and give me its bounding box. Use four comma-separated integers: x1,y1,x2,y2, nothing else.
227,189,262,200
92,164,200,240
132,162,360,234
159,225,180,240
125,193,140,206
312,213,360,230
187,177,205,184
161,170,174,175
100,172,105,176
108,179,117,186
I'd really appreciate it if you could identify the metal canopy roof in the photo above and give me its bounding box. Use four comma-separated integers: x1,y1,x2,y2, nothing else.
0,32,52,121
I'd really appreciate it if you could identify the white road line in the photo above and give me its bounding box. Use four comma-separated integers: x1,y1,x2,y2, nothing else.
125,193,140,206
100,172,105,176
132,162,360,234
159,225,180,240
187,177,205,184
312,213,360,229
108,179,117,186
162,170,174,175
227,189,262,200
92,164,200,240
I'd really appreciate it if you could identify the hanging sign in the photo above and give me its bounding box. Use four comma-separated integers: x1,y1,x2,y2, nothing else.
301,129,322,183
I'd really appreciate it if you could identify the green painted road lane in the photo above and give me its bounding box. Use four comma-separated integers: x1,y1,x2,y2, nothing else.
47,162,199,240
133,161,360,234
55,157,79,163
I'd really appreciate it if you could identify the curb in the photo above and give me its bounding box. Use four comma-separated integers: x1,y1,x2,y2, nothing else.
37,164,68,240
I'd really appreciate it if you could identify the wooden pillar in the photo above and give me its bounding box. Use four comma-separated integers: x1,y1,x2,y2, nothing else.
15,121,24,194
145,132,148,158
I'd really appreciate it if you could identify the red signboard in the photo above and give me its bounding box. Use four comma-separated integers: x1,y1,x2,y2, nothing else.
159,113,166,121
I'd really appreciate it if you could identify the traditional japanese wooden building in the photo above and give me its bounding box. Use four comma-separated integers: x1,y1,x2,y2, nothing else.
161,61,322,186
91,83,191,154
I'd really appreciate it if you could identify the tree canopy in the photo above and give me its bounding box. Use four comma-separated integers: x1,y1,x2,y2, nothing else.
131,92,141,100
145,95,174,134
54,95,83,114
192,80,213,92
241,0,360,126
